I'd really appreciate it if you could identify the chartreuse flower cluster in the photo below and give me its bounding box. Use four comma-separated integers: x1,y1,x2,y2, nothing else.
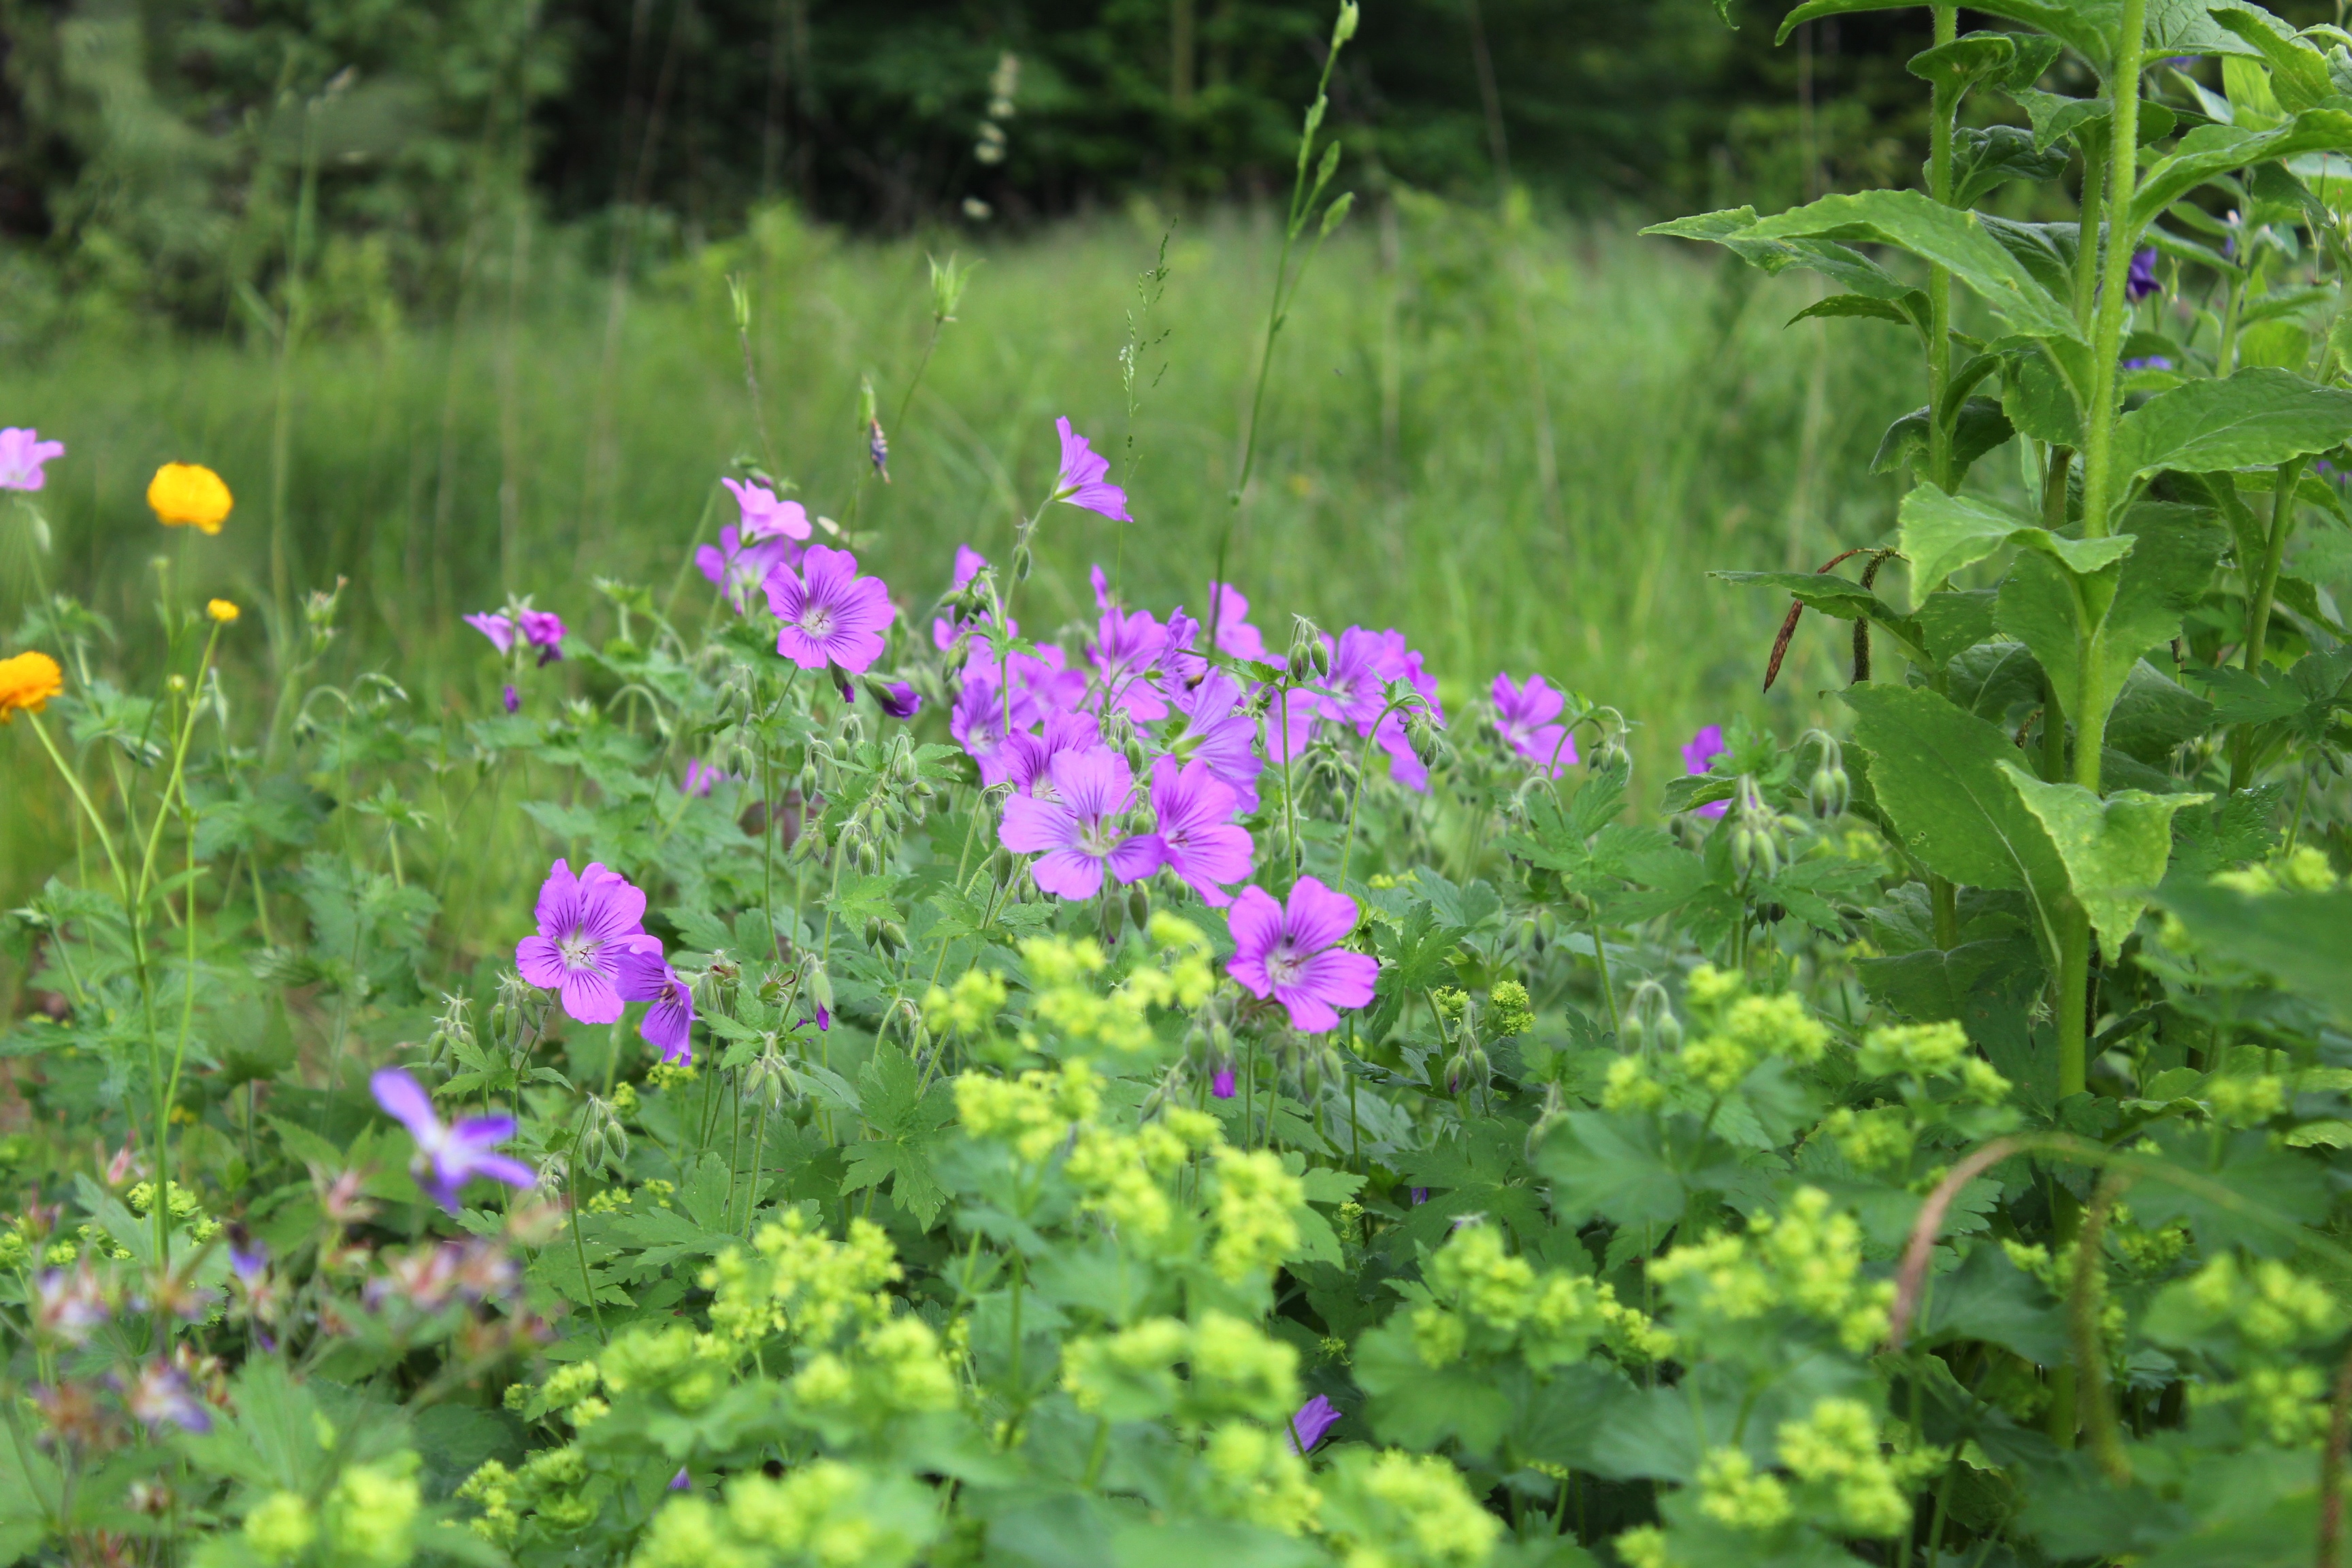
1818,1020,2014,1175
632,1460,939,1568
1396,1222,1669,1370
954,1053,1305,1281
246,1460,423,1567
1650,1186,1893,1354
2143,1252,2348,1446
1604,965,1829,1110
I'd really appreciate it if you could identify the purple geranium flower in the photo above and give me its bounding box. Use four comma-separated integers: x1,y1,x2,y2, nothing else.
877,681,923,719
1493,672,1577,776
951,673,1039,786
1143,755,1254,907
721,477,812,543
2122,355,2174,372
1226,876,1379,1034
1290,1394,1342,1456
1213,1068,1237,1099
519,608,566,666
1164,670,1264,811
464,612,515,654
998,748,1160,900
1207,582,1267,662
697,524,794,614
620,951,696,1065
670,1469,692,1492
1005,710,1104,798
2126,247,2160,302
682,759,730,797
502,685,521,715
514,859,650,1024
125,1362,211,1435
767,544,896,674
370,1068,536,1212
1683,724,1730,819
1088,605,1171,721
1410,1187,1429,1205
1051,416,1132,521
0,428,65,491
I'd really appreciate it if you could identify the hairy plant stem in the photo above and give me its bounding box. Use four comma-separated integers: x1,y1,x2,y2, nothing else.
1925,7,1958,492
2234,457,2307,789
2057,0,2150,1101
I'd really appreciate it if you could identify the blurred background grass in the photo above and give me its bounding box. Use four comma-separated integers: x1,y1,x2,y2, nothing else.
2,200,1919,949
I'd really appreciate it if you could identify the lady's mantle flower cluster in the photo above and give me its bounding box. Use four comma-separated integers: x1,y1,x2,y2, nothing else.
953,1054,1305,1281
1649,1187,1893,1354
1605,966,1829,1109
1405,1224,1669,1369
633,1460,938,1568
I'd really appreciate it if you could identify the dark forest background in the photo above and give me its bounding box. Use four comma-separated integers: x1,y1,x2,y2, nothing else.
0,0,1961,329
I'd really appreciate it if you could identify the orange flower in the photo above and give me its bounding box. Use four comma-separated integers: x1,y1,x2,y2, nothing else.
0,650,64,723
148,463,233,533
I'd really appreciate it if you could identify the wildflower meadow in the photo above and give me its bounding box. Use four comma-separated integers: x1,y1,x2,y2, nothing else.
11,4,2352,1567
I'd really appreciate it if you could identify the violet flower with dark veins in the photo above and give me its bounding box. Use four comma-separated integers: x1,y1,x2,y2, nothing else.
1141,755,1254,907
998,748,1161,900
767,544,896,674
1492,672,1578,777
1051,417,1132,521
1226,876,1379,1034
515,859,651,1024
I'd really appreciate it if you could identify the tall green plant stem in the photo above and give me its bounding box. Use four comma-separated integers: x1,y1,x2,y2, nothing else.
1925,7,1958,491
2056,0,2151,1100
2233,457,2307,789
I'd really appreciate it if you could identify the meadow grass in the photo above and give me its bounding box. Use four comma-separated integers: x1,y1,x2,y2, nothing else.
1,201,1918,1000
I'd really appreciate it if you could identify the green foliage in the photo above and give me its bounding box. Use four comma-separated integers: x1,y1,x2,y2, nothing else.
10,4,2352,1566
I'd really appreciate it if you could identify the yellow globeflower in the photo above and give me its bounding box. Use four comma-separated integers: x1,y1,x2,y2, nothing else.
148,463,233,534
206,599,240,625
0,651,64,723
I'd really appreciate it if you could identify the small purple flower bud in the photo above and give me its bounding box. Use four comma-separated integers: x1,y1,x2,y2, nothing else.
1288,1394,1342,1456
502,684,521,715
2126,247,2160,302
1410,1188,1429,1205
670,1469,691,1491
1213,1068,1237,1100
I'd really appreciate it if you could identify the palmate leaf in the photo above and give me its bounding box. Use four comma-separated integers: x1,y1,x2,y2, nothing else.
838,1042,955,1226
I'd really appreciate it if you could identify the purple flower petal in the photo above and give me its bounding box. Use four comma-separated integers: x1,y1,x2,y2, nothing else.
1289,1394,1341,1455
